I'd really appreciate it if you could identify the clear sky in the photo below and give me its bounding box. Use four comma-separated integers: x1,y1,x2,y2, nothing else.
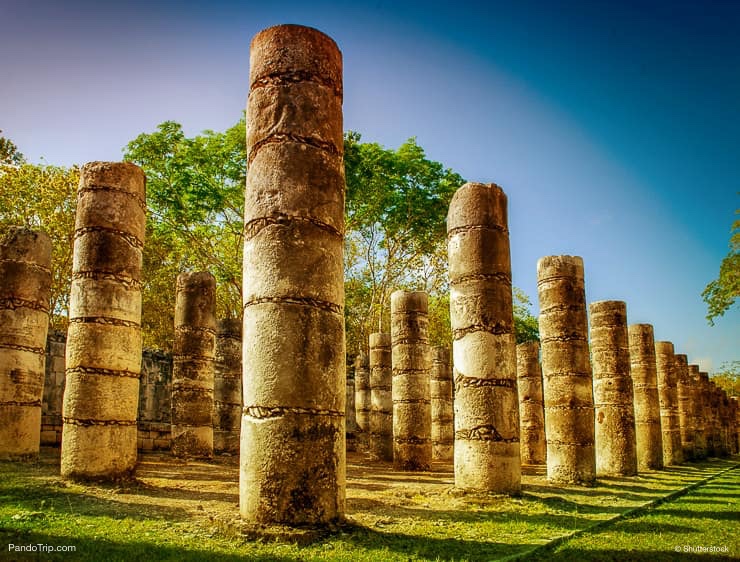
2,0,738,372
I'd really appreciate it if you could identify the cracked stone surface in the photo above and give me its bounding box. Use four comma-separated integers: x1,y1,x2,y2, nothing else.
537,255,595,485
240,24,345,525
448,182,520,493
61,161,145,480
0,227,51,460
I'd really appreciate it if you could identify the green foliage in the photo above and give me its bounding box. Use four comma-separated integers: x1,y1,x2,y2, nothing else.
711,360,739,397
0,130,25,166
0,163,79,329
343,132,464,353
513,287,540,343
124,119,246,349
702,212,739,325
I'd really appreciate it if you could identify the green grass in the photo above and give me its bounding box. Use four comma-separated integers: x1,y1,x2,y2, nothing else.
0,452,737,561
529,466,739,561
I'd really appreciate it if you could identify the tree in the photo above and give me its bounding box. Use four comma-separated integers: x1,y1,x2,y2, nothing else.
711,361,739,398
0,163,79,329
0,131,25,166
703,211,739,325
343,132,464,352
123,119,539,352
124,119,246,350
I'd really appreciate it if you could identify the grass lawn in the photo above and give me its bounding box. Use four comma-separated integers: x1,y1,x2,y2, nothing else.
0,449,737,561
529,465,739,561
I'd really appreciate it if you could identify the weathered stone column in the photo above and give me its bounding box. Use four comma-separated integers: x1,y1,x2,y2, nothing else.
516,341,546,465
701,373,717,457
448,182,520,492
688,364,707,459
171,272,216,458
241,24,345,525
0,228,52,460
589,301,637,476
431,346,454,462
214,318,242,454
391,290,432,471
61,161,145,479
718,388,730,457
537,256,595,485
345,359,359,452
628,324,663,470
654,341,683,466
354,352,371,433
369,332,392,461
674,353,695,461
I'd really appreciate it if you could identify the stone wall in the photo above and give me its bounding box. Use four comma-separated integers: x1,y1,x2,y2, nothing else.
41,331,174,450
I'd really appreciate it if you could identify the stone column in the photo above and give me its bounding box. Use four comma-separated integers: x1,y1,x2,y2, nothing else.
688,364,707,459
537,256,595,485
430,346,454,462
171,272,216,458
674,354,695,461
628,324,663,470
0,228,52,460
214,318,242,454
61,161,145,479
589,301,637,476
516,341,546,465
718,388,730,457
241,24,345,525
701,373,717,457
654,341,683,465
354,352,371,433
391,290,432,471
448,182,520,492
345,360,359,452
369,332,392,461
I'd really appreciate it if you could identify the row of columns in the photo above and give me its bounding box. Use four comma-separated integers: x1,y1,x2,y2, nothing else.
1,25,737,535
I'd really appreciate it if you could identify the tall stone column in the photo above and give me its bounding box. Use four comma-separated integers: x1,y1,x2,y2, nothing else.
448,182,520,492
516,341,546,465
430,346,454,462
700,372,717,457
171,272,216,458
674,354,695,461
0,228,52,460
61,161,145,479
369,332,392,461
654,341,683,465
589,301,637,476
214,318,242,454
688,364,707,459
628,324,663,470
241,24,345,525
537,256,595,485
391,290,432,471
354,352,371,432
718,388,730,457
345,359,359,452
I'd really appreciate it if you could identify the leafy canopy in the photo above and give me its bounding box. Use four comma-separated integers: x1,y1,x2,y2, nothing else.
702,211,739,326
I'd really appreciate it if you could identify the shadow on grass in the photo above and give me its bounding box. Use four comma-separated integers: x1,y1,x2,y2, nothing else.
649,509,739,522
522,486,656,508
0,529,288,562
347,496,598,532
339,522,533,561
529,546,732,561
599,520,700,535
0,483,191,522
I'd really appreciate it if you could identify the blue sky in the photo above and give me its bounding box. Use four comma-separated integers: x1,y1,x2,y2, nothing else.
2,0,737,371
